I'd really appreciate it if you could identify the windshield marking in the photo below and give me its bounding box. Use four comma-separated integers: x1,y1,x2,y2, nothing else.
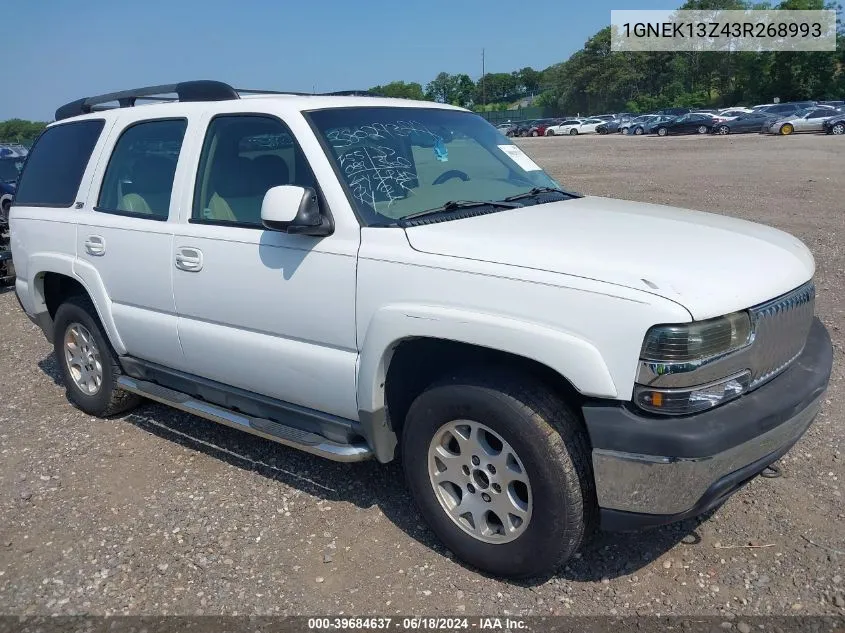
327,120,442,148
339,146,418,209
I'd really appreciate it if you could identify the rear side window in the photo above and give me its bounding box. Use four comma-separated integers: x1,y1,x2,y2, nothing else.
14,120,105,207
97,119,187,220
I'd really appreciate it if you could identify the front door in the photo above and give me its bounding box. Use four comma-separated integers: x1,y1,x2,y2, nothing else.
170,113,360,420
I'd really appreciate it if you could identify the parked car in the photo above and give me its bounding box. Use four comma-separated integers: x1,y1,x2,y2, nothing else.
654,112,718,136
10,80,833,580
642,115,678,134
763,107,838,135
752,102,812,118
544,119,582,135
818,100,844,108
0,151,23,286
711,111,779,135
596,116,631,134
822,112,845,135
528,119,560,137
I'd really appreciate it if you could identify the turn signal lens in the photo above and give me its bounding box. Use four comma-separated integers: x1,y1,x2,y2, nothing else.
634,371,751,415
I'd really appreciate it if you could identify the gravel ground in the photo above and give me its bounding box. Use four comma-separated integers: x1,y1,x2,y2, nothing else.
1,133,843,617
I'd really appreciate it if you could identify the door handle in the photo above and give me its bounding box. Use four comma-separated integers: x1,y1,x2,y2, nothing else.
175,247,203,272
84,235,105,256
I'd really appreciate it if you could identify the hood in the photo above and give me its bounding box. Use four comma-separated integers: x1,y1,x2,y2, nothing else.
403,196,815,320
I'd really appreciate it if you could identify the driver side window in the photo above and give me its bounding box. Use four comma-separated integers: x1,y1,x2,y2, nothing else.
192,115,317,227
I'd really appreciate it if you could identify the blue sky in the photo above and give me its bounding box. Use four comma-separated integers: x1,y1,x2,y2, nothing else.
4,0,681,121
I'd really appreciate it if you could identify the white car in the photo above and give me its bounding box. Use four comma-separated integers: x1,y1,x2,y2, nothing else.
545,118,604,135
10,80,833,579
717,107,755,119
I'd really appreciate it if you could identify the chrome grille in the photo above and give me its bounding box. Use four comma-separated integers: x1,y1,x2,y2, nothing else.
747,281,815,389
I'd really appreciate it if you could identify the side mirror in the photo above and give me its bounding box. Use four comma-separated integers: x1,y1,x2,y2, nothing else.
261,185,332,236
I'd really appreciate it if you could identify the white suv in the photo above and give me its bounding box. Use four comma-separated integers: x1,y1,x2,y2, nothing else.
10,81,833,578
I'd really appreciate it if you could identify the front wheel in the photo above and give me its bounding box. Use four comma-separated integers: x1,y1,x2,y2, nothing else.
569,128,578,135
633,126,643,135
531,130,538,137
831,122,845,135
402,370,595,578
546,130,555,136
657,127,668,137
716,125,730,135
697,125,709,134
780,123,794,135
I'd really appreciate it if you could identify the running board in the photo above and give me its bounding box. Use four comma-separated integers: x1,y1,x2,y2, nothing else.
116,376,373,462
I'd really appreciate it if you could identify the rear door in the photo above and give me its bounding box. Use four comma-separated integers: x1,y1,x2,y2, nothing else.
75,116,192,369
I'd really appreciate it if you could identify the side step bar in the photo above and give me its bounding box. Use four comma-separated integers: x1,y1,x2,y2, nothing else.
116,376,373,462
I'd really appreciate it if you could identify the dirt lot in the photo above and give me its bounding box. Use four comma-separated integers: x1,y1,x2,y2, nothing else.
1,133,842,617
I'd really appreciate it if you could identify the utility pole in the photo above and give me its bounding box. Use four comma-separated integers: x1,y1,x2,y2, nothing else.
481,48,486,108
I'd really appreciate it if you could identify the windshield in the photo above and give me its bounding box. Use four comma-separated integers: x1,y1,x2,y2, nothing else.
307,107,561,224
0,157,24,183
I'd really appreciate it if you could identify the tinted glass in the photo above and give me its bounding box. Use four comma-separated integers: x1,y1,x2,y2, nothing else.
193,115,317,226
97,119,187,220
308,107,560,224
14,120,105,207
0,157,24,184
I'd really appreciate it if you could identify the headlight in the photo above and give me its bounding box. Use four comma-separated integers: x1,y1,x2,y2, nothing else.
640,311,752,362
635,312,753,415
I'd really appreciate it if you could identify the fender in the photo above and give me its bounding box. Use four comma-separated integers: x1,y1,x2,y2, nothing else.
356,304,617,462
26,253,127,354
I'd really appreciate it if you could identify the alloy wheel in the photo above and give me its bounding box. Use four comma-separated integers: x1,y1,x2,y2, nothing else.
64,323,103,395
427,419,532,544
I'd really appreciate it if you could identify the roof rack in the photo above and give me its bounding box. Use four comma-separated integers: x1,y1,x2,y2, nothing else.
55,80,240,121
55,81,380,121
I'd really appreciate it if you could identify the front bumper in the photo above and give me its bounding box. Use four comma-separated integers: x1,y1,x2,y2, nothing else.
583,317,832,531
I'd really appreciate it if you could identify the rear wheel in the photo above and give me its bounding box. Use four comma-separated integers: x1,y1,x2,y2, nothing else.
531,130,538,137
832,122,845,135
697,125,709,134
53,295,142,417
546,130,555,136
402,370,595,578
780,123,794,135
716,125,730,135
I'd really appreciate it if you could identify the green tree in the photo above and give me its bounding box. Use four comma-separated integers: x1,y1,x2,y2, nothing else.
369,81,425,100
0,119,47,144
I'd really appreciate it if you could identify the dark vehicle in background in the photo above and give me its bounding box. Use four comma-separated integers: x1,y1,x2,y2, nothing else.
822,112,845,135
0,158,21,286
654,112,718,136
711,111,778,135
752,102,814,118
597,117,626,134
643,115,678,134
624,115,657,135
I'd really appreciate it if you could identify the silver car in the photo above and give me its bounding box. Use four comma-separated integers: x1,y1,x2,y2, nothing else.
764,106,838,135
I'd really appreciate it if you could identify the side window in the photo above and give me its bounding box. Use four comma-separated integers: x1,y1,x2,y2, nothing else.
192,115,317,226
97,119,187,220
14,120,105,207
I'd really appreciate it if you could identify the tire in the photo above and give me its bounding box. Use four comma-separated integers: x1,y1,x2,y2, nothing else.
633,126,643,135
832,122,845,135
657,127,668,137
697,125,709,134
716,125,730,135
780,123,794,135
53,295,142,417
531,130,538,137
569,128,578,135
402,369,595,578
0,196,11,219
546,130,555,136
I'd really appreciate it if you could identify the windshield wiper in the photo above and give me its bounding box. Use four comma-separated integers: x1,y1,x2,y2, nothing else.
398,199,521,223
502,186,576,202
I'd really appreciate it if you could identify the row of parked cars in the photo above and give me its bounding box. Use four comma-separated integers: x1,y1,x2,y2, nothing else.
498,100,845,138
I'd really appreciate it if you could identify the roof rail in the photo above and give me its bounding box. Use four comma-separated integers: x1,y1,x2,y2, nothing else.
55,80,239,121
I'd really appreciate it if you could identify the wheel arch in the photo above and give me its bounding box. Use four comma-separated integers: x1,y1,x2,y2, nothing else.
356,305,617,463
29,262,125,354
